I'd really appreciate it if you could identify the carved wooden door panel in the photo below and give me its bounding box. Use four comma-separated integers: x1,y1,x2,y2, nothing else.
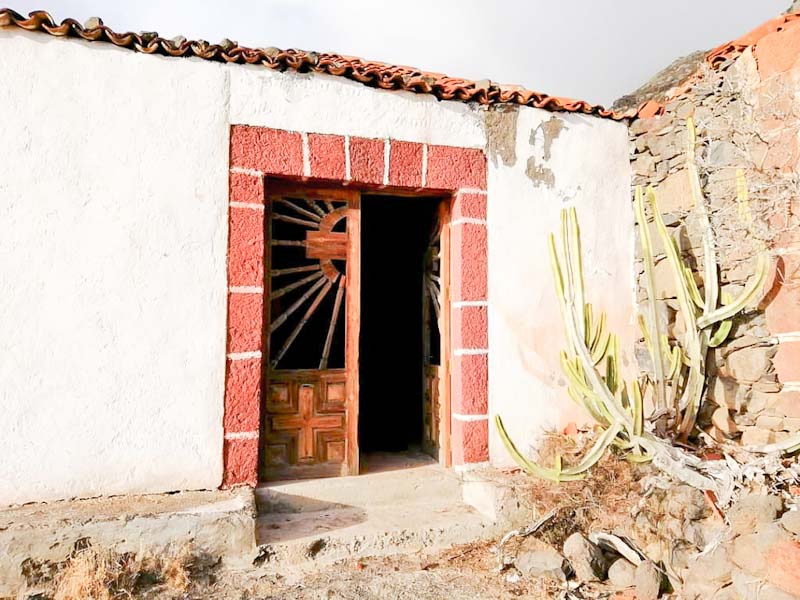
262,184,360,481
422,201,448,463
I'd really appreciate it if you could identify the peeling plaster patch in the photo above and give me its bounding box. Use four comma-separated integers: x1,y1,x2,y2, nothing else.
524,116,567,188
525,157,556,188
484,105,519,167
532,116,566,161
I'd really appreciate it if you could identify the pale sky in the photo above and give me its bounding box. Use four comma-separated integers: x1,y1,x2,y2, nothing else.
10,0,790,106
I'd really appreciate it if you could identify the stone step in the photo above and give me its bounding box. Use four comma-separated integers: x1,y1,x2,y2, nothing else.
255,451,500,568
257,451,462,514
256,498,495,568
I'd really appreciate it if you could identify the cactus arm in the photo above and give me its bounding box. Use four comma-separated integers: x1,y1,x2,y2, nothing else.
678,336,708,435
605,352,618,395
696,166,771,332
548,233,565,302
696,251,769,329
647,186,705,432
567,307,634,435
750,433,800,455
560,421,623,476
494,415,585,482
560,210,581,337
568,206,586,340
668,349,685,411
568,356,616,425
708,320,733,347
638,314,653,355
584,303,592,346
632,380,644,437
683,266,704,309
561,352,596,397
592,311,605,349
634,186,668,409
697,166,769,331
590,329,611,365
667,345,683,378
686,117,720,317
626,453,654,463
566,387,607,425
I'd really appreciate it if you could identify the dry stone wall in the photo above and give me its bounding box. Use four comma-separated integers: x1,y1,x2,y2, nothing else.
629,28,800,445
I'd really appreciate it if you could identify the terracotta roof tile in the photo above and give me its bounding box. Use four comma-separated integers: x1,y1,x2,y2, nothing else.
0,8,630,120
705,12,800,68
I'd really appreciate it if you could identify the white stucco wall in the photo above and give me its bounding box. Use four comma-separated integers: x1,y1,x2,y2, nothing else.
487,107,634,466
229,65,484,146
0,30,490,505
0,26,632,502
0,31,230,505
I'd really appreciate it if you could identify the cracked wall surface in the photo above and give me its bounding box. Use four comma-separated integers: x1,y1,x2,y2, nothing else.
485,106,634,465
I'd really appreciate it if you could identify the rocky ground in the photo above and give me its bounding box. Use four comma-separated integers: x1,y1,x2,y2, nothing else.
15,447,800,599
232,478,800,600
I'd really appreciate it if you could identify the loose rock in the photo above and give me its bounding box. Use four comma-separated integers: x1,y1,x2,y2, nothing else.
634,560,661,600
732,567,797,600
741,426,775,446
683,545,732,586
711,406,739,436
728,494,783,535
731,523,790,577
664,484,707,522
780,509,800,535
608,558,636,589
725,346,773,384
562,532,608,582
514,539,568,581
756,415,784,431
765,538,800,597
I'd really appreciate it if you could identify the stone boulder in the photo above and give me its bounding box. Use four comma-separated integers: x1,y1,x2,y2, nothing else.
727,494,783,535
514,539,569,581
562,532,608,582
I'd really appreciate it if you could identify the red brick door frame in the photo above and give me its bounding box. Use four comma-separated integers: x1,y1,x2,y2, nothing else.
223,126,489,486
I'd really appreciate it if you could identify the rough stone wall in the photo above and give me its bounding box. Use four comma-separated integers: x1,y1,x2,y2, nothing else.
629,25,800,445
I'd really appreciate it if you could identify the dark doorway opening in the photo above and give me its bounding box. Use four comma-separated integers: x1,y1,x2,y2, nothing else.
359,195,441,453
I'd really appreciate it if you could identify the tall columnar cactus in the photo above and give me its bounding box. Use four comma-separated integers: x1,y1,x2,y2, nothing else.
495,119,771,483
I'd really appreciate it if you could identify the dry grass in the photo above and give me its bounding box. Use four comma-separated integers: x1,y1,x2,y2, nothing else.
51,548,118,600
158,545,192,594
49,542,194,600
513,429,643,547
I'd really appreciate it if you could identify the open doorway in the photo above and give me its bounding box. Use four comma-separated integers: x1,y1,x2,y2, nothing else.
260,183,449,481
358,195,443,464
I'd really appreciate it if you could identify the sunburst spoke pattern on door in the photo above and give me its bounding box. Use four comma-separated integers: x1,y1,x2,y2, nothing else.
422,207,444,460
268,193,349,370
424,215,442,326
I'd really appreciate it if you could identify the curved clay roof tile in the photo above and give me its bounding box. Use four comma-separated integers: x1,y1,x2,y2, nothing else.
0,8,628,120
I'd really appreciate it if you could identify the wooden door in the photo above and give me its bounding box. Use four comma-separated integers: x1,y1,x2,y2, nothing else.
261,183,360,481
422,200,450,464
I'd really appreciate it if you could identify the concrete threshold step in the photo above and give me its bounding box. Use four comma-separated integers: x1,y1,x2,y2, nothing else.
255,452,500,568
256,499,495,567
257,451,463,514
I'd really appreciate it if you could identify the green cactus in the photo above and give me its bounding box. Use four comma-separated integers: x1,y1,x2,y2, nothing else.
495,118,770,482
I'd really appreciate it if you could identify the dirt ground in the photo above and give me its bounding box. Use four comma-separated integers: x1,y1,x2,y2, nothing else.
197,448,637,600
29,534,615,600
27,447,639,600
192,540,585,600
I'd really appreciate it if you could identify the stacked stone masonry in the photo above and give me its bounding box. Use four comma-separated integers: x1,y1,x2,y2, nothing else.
224,126,490,485
629,21,800,445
